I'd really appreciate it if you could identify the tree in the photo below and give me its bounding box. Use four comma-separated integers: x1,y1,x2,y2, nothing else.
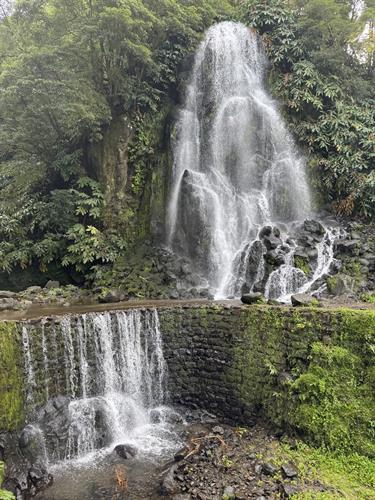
241,0,374,218
0,0,234,284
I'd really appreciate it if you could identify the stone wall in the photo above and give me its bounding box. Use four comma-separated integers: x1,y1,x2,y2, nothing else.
0,304,374,453
159,305,374,427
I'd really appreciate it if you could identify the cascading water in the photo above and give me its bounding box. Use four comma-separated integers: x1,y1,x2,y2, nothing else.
21,309,181,468
167,21,336,299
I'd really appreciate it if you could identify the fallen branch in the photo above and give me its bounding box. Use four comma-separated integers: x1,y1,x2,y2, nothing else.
184,434,227,460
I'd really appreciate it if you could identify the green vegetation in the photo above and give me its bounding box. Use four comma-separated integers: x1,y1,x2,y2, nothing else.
241,0,375,219
294,256,310,275
266,441,375,499
0,0,373,289
0,323,24,430
0,0,233,289
0,462,15,500
290,342,375,456
235,307,375,457
362,293,375,303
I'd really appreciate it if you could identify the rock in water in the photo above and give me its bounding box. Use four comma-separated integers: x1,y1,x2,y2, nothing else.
114,444,137,459
160,465,178,496
303,219,325,235
291,294,316,307
241,293,264,304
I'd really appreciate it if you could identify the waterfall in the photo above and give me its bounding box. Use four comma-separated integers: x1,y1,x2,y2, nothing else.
21,309,180,466
167,21,334,299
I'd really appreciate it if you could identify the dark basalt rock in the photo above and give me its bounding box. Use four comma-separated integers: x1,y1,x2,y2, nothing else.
281,483,301,498
18,425,47,465
114,444,137,460
44,280,60,290
262,235,282,251
28,465,53,492
259,226,272,238
174,446,190,462
160,465,178,496
262,462,277,476
291,293,316,307
99,289,129,303
281,463,298,479
335,240,359,255
303,220,325,235
327,274,355,296
241,293,264,304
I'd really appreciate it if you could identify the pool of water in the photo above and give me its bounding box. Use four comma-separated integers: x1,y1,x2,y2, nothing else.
36,418,190,500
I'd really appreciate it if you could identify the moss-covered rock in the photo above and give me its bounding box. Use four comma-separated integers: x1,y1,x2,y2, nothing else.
0,323,24,431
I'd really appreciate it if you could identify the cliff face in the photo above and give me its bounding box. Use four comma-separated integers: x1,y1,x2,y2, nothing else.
86,108,174,248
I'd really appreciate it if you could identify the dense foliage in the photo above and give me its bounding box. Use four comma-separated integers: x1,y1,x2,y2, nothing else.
0,0,233,287
241,0,375,218
0,0,373,288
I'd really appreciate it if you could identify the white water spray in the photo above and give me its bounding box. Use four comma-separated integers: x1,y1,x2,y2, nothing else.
167,21,335,299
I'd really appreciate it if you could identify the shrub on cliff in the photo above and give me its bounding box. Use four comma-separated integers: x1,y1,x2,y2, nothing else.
241,0,375,219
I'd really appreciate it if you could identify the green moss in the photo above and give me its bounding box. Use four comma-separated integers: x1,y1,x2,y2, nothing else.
0,323,24,431
294,256,310,275
0,461,15,500
233,307,375,457
290,342,375,456
267,442,375,499
361,293,375,304
326,275,339,293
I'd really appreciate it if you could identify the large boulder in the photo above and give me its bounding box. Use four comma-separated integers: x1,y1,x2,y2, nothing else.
0,298,20,311
44,280,60,290
303,220,325,235
0,291,16,299
241,292,264,304
291,294,317,307
327,274,355,296
335,240,359,255
114,444,137,459
99,289,129,303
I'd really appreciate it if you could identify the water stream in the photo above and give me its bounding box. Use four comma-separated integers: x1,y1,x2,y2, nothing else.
167,21,336,299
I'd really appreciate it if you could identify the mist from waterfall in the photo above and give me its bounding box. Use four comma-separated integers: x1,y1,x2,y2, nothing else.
167,21,314,299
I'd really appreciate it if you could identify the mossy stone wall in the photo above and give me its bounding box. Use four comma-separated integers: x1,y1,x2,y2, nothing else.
159,305,375,455
0,304,373,455
0,323,24,430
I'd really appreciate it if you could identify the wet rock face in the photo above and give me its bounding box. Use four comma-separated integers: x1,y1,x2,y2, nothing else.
291,294,316,307
0,431,52,499
241,292,264,304
114,444,137,460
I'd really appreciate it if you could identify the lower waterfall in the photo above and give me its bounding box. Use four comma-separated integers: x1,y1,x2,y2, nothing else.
21,309,182,470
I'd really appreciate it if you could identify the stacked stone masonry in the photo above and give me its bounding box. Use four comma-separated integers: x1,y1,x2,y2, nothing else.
0,304,374,434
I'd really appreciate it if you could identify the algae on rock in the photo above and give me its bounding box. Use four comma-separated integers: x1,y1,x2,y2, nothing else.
0,323,24,430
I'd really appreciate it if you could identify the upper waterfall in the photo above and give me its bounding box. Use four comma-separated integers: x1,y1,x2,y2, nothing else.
167,21,313,299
